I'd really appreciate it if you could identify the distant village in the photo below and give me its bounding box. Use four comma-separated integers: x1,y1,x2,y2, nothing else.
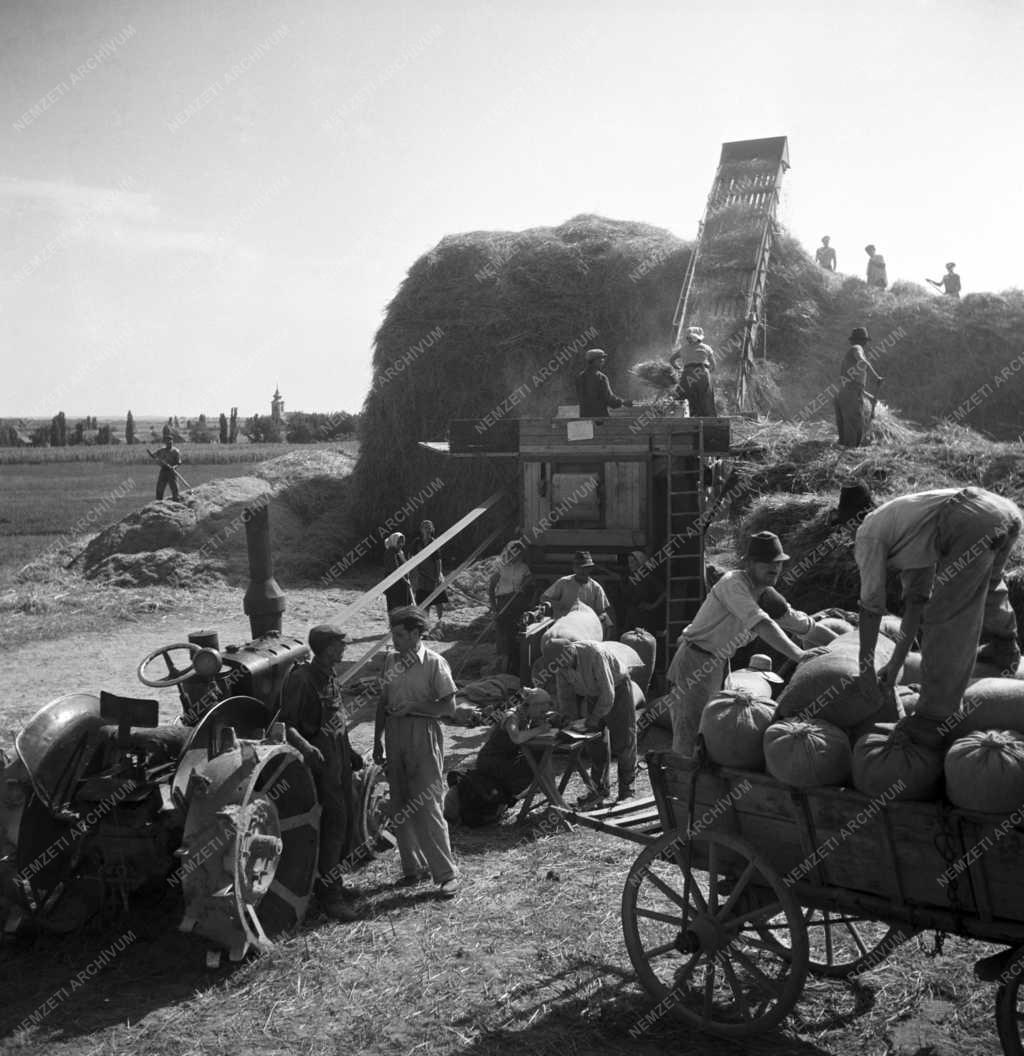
0,388,361,447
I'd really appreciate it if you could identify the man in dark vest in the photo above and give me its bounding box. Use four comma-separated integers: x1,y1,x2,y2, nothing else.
575,348,630,418
279,624,364,921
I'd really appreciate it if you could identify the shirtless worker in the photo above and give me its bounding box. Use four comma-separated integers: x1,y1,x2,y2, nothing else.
153,436,183,501
854,486,1023,748
928,262,962,298
815,236,836,271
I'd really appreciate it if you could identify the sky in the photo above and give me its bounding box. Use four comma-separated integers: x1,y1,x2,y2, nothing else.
2,0,1022,419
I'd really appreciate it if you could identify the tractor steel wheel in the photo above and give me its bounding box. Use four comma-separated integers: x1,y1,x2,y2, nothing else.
355,764,394,859
177,743,319,960
622,830,808,1038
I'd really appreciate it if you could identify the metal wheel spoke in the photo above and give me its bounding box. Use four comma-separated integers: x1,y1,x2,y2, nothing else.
260,757,292,799
278,808,319,833
268,878,306,915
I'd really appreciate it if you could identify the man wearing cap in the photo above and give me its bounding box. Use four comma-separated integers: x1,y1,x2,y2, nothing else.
666,532,818,760
834,327,883,448
670,326,718,417
854,487,1023,747
372,606,460,898
444,687,558,825
279,625,363,921
546,640,641,805
864,245,888,290
575,348,631,418
928,263,961,298
540,551,613,631
815,236,836,272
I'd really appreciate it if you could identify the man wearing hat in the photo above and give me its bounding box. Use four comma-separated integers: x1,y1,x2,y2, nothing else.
540,551,613,631
815,236,836,272
670,325,718,417
864,244,887,289
928,262,961,298
666,531,818,760
279,625,363,921
574,348,631,418
834,327,883,448
372,606,460,898
854,487,1023,747
726,654,784,698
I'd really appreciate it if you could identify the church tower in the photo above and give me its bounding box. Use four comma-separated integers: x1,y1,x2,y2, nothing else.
271,385,285,424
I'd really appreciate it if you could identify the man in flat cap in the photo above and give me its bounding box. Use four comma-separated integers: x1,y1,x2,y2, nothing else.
834,326,883,448
574,348,631,418
280,624,363,921
670,325,718,417
540,551,613,631
373,606,461,898
666,531,819,760
928,262,961,298
815,236,836,272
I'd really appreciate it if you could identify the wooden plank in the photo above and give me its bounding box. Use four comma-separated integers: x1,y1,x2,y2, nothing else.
522,462,545,529
533,529,646,547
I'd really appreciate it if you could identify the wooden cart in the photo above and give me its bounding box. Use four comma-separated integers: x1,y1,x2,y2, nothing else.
613,749,1024,1052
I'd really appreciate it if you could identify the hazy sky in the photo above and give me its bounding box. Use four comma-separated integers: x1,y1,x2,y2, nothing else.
2,0,1021,418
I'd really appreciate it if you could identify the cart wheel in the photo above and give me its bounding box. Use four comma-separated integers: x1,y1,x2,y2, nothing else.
758,908,915,979
622,829,808,1038
995,947,1024,1055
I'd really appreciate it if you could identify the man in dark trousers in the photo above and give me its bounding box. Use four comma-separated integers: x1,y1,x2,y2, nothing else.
279,624,364,921
154,436,182,501
575,348,630,418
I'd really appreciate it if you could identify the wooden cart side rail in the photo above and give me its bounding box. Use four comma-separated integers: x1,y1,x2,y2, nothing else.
645,749,1024,935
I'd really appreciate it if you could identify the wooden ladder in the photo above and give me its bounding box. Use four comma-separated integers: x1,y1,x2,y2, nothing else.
663,424,707,667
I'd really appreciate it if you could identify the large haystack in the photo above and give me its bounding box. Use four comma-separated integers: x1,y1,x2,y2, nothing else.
353,215,691,543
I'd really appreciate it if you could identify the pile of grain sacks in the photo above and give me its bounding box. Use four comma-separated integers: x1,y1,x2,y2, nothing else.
698,620,1024,815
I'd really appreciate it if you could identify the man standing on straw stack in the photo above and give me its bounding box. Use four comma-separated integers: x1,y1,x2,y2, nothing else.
834,326,882,448
670,326,718,417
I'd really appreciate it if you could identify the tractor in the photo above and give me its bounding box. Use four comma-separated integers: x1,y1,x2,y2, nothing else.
0,505,390,961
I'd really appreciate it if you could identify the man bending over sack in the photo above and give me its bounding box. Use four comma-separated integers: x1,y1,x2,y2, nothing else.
547,640,642,808
667,531,819,760
853,486,1023,747
444,687,559,826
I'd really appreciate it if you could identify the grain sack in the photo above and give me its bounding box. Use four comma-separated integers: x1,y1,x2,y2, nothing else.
764,719,852,787
803,622,840,648
846,689,904,745
945,730,1024,813
618,629,656,693
820,617,856,637
776,634,898,728
900,654,1024,687
700,692,774,770
852,722,944,801
540,601,602,649
951,678,1024,737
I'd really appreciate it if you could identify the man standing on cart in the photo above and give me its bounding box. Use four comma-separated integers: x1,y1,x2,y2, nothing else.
666,531,817,760
853,486,1023,747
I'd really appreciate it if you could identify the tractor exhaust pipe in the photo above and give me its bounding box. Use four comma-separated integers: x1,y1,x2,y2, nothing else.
243,501,285,637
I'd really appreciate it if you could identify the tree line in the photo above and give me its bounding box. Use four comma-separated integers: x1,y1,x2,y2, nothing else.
0,409,362,447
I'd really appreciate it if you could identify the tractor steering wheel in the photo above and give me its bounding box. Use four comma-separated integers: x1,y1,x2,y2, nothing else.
137,643,201,687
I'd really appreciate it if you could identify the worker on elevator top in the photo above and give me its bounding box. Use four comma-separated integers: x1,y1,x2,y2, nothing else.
575,348,631,418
